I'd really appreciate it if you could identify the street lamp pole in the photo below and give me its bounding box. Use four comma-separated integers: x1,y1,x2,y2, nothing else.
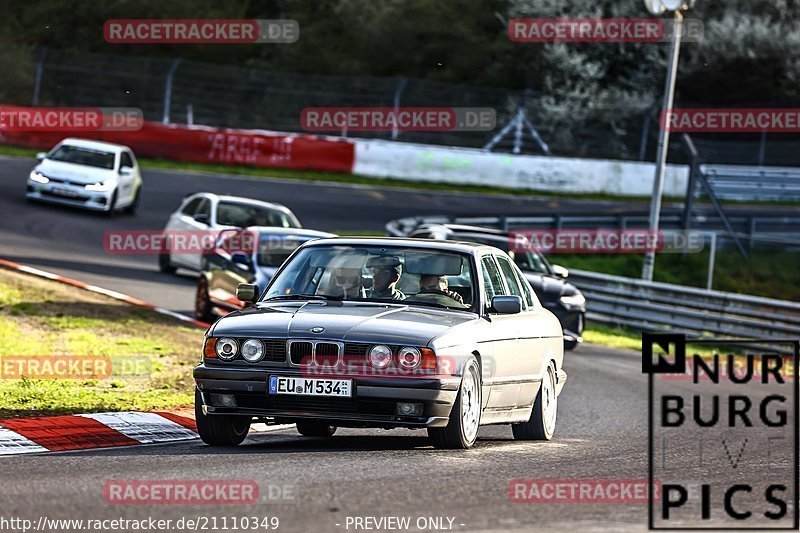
642,8,685,281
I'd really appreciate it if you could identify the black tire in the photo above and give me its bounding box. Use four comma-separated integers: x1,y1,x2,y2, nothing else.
512,362,557,441
105,190,118,217
158,244,176,274
124,187,140,215
428,357,481,449
295,420,337,437
564,338,578,351
195,277,215,323
194,389,250,446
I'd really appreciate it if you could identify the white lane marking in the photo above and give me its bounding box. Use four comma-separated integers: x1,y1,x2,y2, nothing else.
0,427,48,455
79,412,198,444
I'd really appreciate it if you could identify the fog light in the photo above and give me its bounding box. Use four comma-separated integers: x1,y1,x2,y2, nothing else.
396,402,423,416
210,394,237,407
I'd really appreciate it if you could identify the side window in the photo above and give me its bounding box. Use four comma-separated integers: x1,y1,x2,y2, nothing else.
120,152,133,169
196,199,211,219
481,256,506,304
181,197,202,216
511,261,537,308
496,255,526,307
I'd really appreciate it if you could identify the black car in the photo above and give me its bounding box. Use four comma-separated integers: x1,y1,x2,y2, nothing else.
408,224,586,350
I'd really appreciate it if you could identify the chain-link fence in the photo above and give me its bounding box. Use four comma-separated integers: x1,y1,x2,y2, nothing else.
2,44,799,164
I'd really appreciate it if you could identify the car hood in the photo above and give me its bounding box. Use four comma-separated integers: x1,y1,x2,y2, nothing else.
210,301,476,346
36,159,114,184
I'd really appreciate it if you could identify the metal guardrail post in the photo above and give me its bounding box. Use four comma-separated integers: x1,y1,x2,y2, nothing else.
706,231,716,290
31,48,46,106
162,58,182,125
391,78,407,141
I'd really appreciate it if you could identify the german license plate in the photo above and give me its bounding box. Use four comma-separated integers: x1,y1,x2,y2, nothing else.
269,376,352,398
52,186,78,197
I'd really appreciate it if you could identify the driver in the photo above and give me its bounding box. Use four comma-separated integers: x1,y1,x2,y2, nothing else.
366,256,405,300
328,267,365,299
418,274,464,304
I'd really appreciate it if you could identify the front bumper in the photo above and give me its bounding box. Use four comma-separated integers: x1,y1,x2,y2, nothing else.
27,182,111,211
193,364,461,428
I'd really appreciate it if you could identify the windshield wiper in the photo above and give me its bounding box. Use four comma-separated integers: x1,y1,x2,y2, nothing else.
264,294,342,301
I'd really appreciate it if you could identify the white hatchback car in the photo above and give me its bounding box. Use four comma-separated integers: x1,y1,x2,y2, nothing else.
159,192,303,274
26,138,143,215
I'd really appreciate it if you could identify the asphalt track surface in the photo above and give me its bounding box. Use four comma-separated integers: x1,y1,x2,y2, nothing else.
0,155,797,531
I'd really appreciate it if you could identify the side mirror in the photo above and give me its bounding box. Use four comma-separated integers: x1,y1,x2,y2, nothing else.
35,152,46,161
231,251,253,271
236,283,259,304
193,213,210,226
119,166,133,176
491,295,522,314
551,264,569,279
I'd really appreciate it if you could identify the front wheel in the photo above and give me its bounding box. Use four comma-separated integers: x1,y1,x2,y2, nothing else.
124,187,140,215
104,190,118,217
295,420,337,437
512,362,557,441
428,357,481,449
194,389,250,446
158,244,176,274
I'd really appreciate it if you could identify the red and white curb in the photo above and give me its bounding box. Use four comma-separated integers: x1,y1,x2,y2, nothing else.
0,259,294,456
0,258,210,329
0,412,295,456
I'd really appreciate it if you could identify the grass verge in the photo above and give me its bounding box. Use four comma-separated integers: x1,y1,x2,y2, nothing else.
0,267,202,418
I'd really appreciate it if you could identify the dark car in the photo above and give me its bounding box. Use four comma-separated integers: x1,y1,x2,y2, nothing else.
193,237,567,449
195,227,335,322
408,224,586,350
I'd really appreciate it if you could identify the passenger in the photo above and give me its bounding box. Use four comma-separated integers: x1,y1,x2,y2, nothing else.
328,267,365,299
418,274,464,304
366,256,405,300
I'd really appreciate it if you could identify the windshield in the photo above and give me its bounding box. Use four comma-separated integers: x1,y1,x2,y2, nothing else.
256,234,315,267
47,145,115,169
216,201,300,228
264,245,475,311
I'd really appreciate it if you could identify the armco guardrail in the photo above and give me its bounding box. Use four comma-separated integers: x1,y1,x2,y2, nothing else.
568,269,800,343
387,216,800,345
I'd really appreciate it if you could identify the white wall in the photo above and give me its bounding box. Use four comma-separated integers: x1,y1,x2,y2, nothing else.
353,139,690,197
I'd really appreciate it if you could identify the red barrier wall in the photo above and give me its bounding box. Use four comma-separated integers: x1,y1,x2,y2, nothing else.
0,106,355,173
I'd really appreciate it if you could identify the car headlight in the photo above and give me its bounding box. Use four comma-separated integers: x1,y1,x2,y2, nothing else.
368,345,393,369
241,339,264,362
215,337,238,360
559,293,586,308
396,346,421,370
29,171,49,184
85,181,114,192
